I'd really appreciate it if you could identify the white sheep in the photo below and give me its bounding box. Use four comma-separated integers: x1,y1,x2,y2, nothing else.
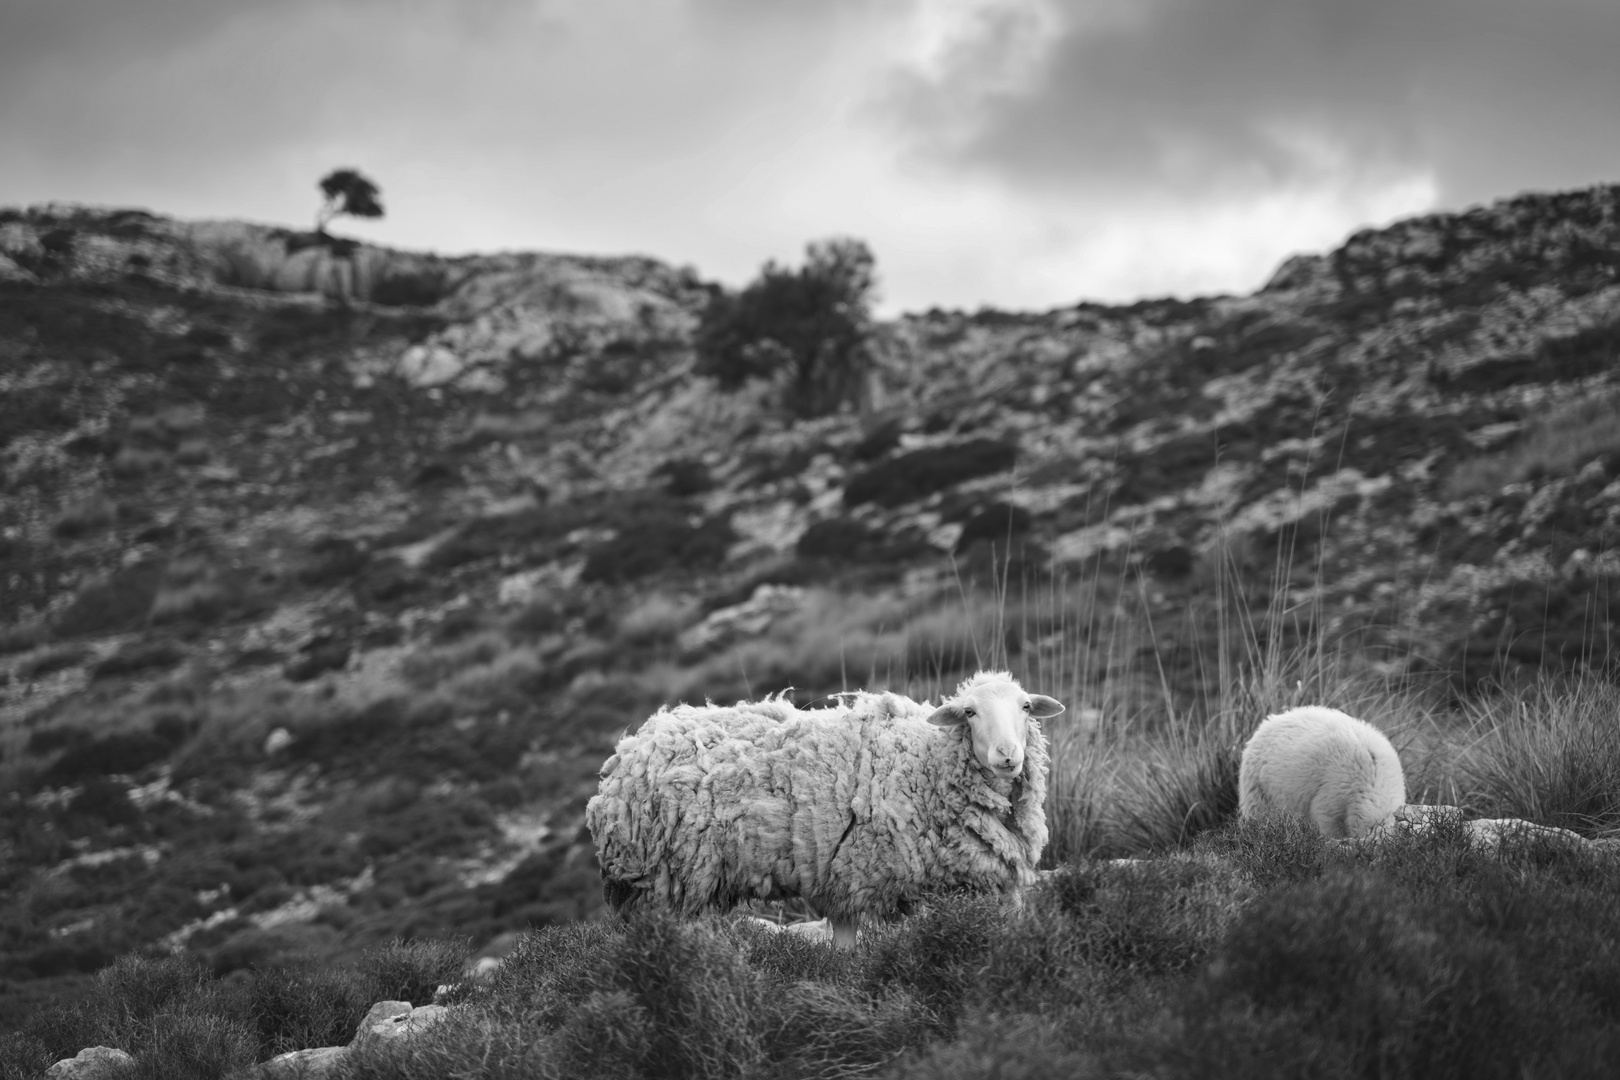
585,670,1064,948
1238,706,1406,839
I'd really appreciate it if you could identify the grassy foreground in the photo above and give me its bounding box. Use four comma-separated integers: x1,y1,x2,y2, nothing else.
6,813,1620,1079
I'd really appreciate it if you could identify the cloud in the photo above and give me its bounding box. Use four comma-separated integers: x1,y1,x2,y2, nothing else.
1,0,1616,312
887,0,1620,205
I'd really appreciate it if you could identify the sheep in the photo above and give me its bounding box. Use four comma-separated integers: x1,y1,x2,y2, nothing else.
1238,706,1406,839
585,670,1064,948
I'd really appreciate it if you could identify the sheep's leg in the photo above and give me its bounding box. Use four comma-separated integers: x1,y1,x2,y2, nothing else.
831,916,859,949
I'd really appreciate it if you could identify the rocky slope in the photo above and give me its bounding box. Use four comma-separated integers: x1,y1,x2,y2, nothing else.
3,186,1620,1021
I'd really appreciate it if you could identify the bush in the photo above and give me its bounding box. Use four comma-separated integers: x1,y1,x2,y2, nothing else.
695,238,876,417
581,510,734,584
90,639,186,681
844,440,1018,508
51,561,166,638
40,724,186,784
371,267,449,308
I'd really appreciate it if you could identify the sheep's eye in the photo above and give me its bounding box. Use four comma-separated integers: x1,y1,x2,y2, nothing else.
963,707,975,717
1021,701,1031,712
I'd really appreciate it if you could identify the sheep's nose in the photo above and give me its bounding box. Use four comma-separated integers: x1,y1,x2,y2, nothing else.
992,748,1023,774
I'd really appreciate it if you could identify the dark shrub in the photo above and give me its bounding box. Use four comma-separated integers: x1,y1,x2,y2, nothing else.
862,894,1003,1037
1197,813,1327,891
1170,865,1620,1080
371,267,448,307
954,502,1031,550
844,439,1018,508
42,724,184,784
51,561,166,638
67,778,140,826
90,639,186,680
581,510,734,584
296,535,368,587
653,457,713,497
356,938,471,1005
695,237,876,417
796,517,931,564
851,417,904,461
246,962,369,1058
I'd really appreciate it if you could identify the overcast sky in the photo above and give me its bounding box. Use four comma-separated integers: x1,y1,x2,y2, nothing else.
4,0,1619,313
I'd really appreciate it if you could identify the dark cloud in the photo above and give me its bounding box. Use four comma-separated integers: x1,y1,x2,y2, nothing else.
892,0,1620,205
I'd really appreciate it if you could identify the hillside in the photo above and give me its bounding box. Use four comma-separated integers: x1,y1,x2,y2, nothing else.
4,187,1620,1025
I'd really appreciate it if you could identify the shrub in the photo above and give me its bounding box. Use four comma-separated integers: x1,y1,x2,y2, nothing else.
844,440,1018,508
41,724,185,784
90,639,186,681
695,238,876,417
954,501,1031,550
51,561,166,638
371,267,449,308
581,511,734,584
862,895,1002,1036
795,517,929,564
246,962,371,1058
356,937,471,1005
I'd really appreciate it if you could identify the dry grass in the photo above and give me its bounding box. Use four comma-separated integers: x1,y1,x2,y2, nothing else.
1447,390,1620,499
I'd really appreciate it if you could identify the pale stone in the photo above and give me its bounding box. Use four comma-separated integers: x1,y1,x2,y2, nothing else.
349,1000,412,1049
45,1046,134,1078
358,1004,451,1050
255,1045,349,1078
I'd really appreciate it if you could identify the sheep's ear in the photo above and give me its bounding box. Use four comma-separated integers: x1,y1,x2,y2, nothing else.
926,703,967,727
1027,695,1065,719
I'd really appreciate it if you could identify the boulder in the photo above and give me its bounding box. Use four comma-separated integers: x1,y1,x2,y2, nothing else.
45,1046,134,1079
255,1045,349,1079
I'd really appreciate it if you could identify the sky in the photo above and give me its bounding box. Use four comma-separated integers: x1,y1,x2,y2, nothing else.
4,0,1620,315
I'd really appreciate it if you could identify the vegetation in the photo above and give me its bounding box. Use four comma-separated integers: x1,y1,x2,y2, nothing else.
695,238,876,416
317,169,384,234
1447,389,1620,498
8,817,1620,1079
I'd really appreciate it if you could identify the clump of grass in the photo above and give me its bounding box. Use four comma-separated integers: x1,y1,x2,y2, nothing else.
1447,389,1620,499
1456,675,1620,833
0,941,475,1079
5,954,256,1080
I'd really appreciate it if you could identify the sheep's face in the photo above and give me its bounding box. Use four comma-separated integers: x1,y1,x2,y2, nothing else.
927,678,1064,778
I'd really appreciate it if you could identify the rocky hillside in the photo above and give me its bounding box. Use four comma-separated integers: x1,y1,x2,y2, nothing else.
4,186,1620,1022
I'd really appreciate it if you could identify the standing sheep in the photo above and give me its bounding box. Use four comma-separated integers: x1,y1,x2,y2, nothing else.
1238,706,1406,839
585,670,1064,947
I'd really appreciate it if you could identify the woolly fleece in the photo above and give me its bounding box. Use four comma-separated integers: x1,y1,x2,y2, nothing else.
585,672,1051,925
1238,706,1406,839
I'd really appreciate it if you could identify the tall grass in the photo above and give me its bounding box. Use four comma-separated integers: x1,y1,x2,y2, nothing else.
1456,676,1620,834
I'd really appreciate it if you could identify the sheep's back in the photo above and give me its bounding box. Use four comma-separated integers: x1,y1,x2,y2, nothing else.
1239,707,1405,837
587,701,863,914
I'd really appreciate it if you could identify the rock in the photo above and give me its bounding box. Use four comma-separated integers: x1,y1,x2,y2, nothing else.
254,1045,349,1079
1370,804,1610,856
1465,817,1588,852
45,1046,134,1078
352,1002,450,1053
349,1000,412,1049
